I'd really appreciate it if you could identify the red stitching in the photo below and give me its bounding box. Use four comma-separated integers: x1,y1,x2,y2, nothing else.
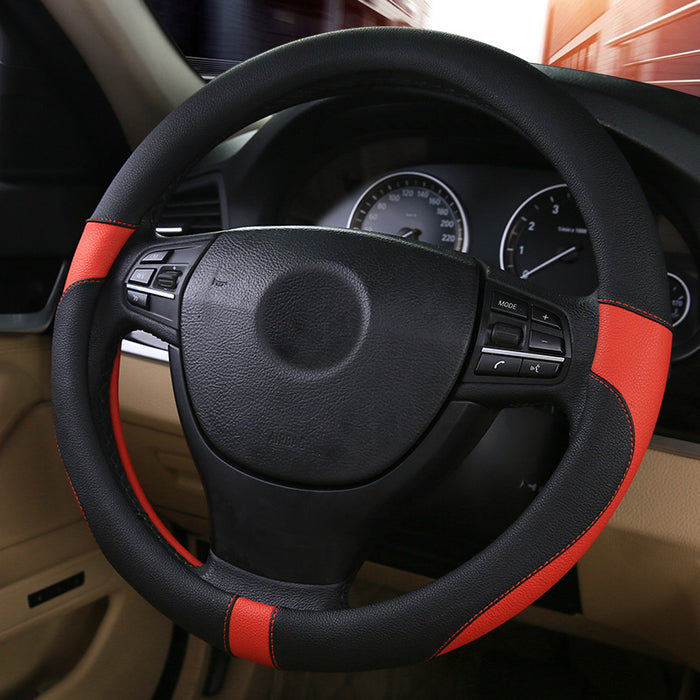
88,217,138,229
269,606,280,669
431,372,635,659
54,278,104,534
54,437,92,529
223,596,235,654
57,277,104,309
597,299,672,330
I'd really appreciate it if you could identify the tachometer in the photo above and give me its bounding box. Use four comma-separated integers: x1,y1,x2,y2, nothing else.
500,184,596,296
348,171,468,252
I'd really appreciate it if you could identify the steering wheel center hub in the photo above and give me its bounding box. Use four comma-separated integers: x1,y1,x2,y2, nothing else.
258,265,368,370
179,227,479,487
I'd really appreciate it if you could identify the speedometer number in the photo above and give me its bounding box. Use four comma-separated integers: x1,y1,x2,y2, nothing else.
348,171,468,252
500,184,597,296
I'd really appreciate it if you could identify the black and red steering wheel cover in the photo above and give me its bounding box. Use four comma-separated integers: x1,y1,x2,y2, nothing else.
52,28,672,671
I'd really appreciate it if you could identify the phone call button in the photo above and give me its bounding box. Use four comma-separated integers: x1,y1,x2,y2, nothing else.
475,353,522,377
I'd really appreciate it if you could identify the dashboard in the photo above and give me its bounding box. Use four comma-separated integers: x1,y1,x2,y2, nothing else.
143,90,700,456
314,163,695,336
272,104,700,362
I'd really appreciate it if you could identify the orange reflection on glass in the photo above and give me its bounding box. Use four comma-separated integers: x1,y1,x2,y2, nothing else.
542,0,700,97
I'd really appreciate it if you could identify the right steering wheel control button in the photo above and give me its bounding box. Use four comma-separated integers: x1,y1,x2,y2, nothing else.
531,306,561,329
529,329,564,354
490,322,522,348
476,353,522,376
490,292,527,319
520,358,560,378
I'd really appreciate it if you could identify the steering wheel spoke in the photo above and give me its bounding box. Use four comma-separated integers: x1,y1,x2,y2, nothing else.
169,340,492,594
108,231,214,346
456,265,597,418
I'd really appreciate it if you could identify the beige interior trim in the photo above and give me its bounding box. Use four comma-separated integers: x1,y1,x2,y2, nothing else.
0,336,91,579
39,587,171,700
119,352,183,433
0,403,88,556
170,636,213,700
0,521,95,591
41,0,203,147
0,542,172,699
0,336,50,441
0,335,174,698
1,550,123,641
577,447,700,670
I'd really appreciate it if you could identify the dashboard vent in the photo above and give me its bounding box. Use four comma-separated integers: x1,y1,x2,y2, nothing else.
155,178,223,236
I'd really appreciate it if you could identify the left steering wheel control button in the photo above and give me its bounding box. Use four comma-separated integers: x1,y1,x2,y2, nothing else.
490,292,528,319
126,289,149,309
142,250,171,263
155,266,184,290
129,267,156,285
476,353,522,376
123,241,211,327
529,329,564,354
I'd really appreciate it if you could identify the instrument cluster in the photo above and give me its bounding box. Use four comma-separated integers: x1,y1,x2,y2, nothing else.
311,163,698,358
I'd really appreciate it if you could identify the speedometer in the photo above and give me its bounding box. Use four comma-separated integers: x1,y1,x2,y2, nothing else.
348,171,468,252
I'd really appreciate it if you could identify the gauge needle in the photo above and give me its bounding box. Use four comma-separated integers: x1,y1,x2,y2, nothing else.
398,227,422,240
521,246,578,279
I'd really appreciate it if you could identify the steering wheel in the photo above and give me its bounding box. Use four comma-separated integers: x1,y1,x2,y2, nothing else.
52,28,672,671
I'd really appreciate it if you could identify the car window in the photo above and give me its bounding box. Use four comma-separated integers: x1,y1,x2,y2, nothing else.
147,0,700,97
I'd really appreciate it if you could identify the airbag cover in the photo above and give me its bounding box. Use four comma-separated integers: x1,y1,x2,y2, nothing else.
180,227,478,486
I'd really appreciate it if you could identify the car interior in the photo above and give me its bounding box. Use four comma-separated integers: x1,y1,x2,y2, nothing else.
1,1,699,698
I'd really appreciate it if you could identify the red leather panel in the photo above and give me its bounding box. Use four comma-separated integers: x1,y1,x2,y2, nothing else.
110,353,202,567
437,302,672,656
227,597,276,667
64,220,135,290
592,302,673,459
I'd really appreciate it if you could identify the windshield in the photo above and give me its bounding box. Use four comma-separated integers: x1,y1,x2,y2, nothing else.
149,0,700,97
